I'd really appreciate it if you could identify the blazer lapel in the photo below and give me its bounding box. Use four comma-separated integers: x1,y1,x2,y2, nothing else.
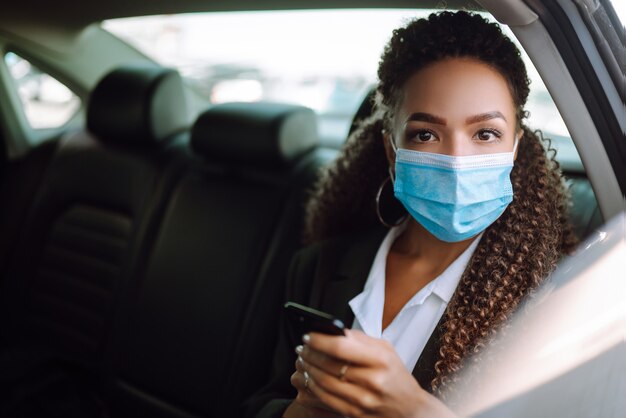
312,225,445,393
411,314,446,392
317,227,387,327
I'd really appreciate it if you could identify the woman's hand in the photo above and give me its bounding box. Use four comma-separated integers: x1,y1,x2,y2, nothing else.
283,346,344,418
299,329,458,418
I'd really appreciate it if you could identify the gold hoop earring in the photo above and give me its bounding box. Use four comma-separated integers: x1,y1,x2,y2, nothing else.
376,176,406,228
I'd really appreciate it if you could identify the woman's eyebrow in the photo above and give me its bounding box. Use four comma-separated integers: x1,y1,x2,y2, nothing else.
406,112,447,125
466,111,507,124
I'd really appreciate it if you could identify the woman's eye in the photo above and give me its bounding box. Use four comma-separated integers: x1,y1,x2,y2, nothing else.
475,129,502,142
409,130,437,142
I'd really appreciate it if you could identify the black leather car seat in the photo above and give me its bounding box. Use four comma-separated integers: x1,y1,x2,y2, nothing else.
0,65,190,414
108,102,336,418
0,139,58,278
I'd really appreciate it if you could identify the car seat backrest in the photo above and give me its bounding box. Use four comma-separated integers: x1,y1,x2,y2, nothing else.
0,65,189,367
0,139,58,277
349,87,376,137
566,174,603,239
109,102,332,417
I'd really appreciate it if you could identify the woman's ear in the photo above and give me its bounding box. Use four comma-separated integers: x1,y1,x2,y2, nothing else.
382,130,396,168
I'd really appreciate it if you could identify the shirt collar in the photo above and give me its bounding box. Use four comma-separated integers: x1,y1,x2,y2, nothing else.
348,225,482,336
363,221,408,291
348,222,408,337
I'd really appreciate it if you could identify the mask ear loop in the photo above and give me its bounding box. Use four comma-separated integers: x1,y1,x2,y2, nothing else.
389,134,398,153
388,135,398,183
376,134,405,228
511,130,523,157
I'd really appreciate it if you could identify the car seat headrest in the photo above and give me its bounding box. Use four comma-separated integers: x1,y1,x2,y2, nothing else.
87,65,188,145
348,88,376,138
191,102,318,168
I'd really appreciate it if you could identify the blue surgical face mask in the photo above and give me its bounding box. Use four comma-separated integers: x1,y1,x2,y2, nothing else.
391,138,518,242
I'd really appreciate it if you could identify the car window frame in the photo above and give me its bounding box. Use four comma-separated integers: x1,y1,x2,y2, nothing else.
0,44,86,155
3,50,83,131
524,0,625,196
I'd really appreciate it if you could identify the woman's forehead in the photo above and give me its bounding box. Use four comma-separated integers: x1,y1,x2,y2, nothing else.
398,58,517,124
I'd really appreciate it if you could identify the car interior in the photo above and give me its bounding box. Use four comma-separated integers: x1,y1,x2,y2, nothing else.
0,0,623,417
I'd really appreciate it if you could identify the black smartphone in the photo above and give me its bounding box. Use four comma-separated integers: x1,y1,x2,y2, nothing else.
284,301,346,337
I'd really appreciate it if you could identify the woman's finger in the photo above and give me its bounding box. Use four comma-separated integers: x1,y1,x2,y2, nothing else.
303,358,383,415
304,329,393,367
301,350,385,394
291,369,341,413
290,371,317,404
295,349,306,373
305,366,378,417
290,369,306,392
300,345,345,378
292,351,336,411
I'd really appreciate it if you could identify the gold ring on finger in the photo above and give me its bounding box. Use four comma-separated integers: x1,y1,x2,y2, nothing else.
338,363,349,381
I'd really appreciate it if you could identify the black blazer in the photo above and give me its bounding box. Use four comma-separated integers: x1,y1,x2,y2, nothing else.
244,226,445,418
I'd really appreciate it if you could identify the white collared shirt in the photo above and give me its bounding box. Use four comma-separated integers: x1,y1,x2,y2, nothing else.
348,224,482,372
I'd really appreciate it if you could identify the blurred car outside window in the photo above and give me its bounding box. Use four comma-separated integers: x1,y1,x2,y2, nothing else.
3,52,81,130
103,9,571,148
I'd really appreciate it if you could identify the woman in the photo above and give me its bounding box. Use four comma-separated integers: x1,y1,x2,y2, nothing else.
246,10,577,418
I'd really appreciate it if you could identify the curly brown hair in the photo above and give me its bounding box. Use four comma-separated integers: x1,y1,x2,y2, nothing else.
303,11,578,397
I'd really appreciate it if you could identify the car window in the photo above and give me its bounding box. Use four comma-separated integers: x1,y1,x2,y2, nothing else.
611,0,625,24
103,10,576,164
4,52,81,130
578,0,624,101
